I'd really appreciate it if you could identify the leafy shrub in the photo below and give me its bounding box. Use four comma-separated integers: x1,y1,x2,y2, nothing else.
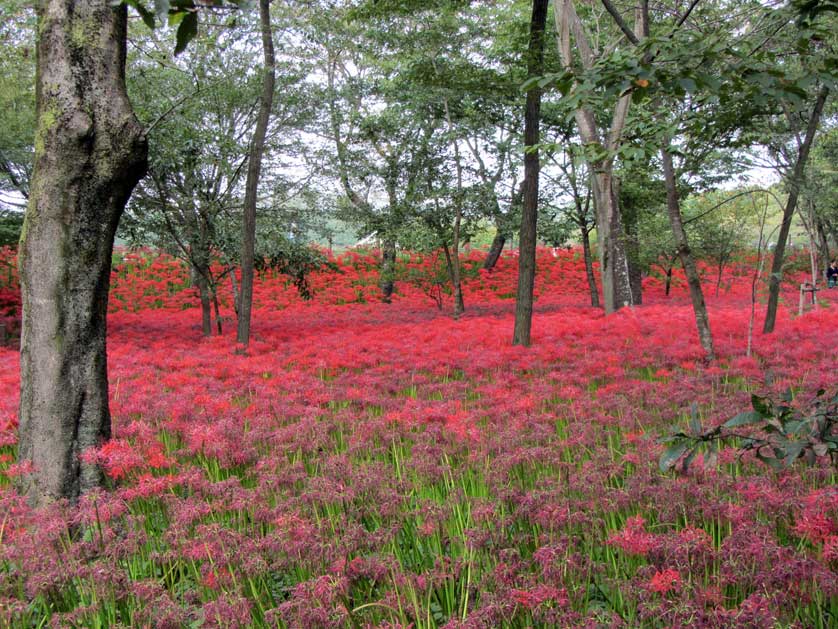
660,388,838,472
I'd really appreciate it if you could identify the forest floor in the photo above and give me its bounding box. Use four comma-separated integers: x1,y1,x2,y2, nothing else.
0,247,836,627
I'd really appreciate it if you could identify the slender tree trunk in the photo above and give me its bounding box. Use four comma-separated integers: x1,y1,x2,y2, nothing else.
194,265,212,337
764,86,829,333
513,0,548,346
230,268,240,315
665,265,673,296
816,217,830,280
581,226,600,307
18,0,147,505
662,146,715,360
451,236,465,317
441,98,465,317
485,183,523,271
483,231,507,271
619,179,643,305
211,286,223,336
237,0,275,348
451,195,464,316
749,202,771,357
442,241,463,315
381,239,396,302
715,256,727,297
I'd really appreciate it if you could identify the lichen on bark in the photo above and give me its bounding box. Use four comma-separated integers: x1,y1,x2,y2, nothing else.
17,0,147,506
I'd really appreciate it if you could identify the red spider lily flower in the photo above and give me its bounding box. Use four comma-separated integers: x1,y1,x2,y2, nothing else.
649,568,681,594
822,535,838,562
511,585,569,610
3,459,35,478
608,515,657,556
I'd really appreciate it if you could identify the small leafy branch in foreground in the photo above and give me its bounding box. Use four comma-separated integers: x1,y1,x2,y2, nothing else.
660,389,838,472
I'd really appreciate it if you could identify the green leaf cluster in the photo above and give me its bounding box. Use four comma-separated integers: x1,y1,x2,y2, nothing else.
660,388,838,473
118,0,254,54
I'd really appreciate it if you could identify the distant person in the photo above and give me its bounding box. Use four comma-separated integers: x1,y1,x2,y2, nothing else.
828,260,838,289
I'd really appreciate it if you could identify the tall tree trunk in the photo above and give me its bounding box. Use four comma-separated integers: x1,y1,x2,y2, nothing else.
18,0,147,505
237,0,275,348
513,0,548,347
763,86,829,333
581,226,600,307
442,98,465,317
381,239,396,302
661,146,715,360
483,230,506,271
555,0,641,313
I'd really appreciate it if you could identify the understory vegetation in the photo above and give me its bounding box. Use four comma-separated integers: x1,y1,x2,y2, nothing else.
0,246,836,628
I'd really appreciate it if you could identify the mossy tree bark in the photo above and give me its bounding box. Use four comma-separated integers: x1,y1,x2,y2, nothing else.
17,0,147,505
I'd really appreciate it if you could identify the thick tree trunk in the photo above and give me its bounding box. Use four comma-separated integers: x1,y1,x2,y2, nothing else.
18,0,147,505
662,147,715,360
237,0,275,348
581,227,600,307
555,0,642,314
483,231,506,271
380,239,396,302
513,0,548,347
591,171,634,312
764,86,828,333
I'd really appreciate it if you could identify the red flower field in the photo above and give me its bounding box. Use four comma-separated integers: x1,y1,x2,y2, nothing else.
0,245,836,627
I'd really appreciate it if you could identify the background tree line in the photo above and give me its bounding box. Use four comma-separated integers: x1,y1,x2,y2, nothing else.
0,0,835,503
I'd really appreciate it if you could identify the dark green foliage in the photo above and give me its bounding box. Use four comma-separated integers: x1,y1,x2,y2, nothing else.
122,0,253,54
537,208,575,247
255,238,334,300
0,211,23,247
794,0,838,23
660,388,838,472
